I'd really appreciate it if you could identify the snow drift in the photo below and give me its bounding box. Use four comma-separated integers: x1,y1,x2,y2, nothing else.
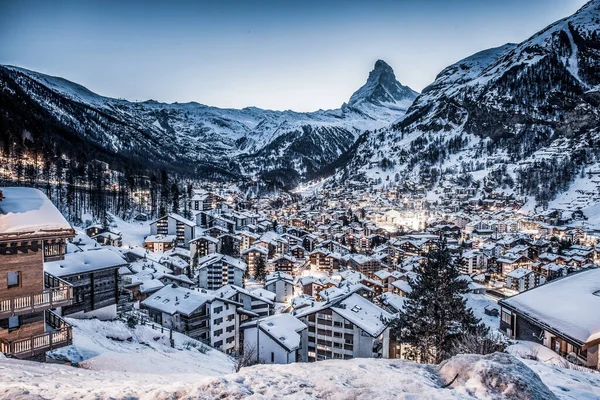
1,351,599,399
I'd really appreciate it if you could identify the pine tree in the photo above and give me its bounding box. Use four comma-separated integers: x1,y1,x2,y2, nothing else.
254,256,267,282
393,238,484,364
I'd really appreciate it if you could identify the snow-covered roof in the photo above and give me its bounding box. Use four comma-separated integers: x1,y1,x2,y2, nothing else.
44,248,127,277
506,268,533,279
189,235,220,244
377,292,408,314
265,271,294,284
391,279,413,294
250,288,276,302
245,313,307,352
212,284,275,305
332,294,392,337
0,188,72,235
145,235,176,243
142,285,221,316
501,268,600,345
197,253,247,271
140,279,165,294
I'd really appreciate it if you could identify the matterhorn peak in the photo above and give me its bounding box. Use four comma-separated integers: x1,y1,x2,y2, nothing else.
348,59,418,107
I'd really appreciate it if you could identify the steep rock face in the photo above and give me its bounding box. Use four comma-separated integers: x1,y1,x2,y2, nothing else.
348,59,419,108
0,60,418,183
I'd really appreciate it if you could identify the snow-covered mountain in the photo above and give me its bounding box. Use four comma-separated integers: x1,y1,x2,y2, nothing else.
0,60,417,185
338,0,600,211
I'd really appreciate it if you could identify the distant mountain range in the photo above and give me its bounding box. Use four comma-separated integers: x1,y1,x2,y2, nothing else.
0,59,417,186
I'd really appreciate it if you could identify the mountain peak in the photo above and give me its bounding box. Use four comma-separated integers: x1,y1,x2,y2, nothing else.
348,60,418,107
373,59,393,72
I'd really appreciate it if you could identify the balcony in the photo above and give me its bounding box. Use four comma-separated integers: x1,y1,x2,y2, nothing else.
0,310,72,359
0,273,73,319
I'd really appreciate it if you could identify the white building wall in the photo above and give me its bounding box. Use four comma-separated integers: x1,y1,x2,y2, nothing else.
210,300,237,354
266,280,294,303
244,326,294,364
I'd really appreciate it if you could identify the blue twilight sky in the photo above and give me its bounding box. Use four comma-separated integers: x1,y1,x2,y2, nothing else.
0,0,589,111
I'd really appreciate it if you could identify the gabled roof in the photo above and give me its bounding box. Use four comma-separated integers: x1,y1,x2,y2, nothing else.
332,294,393,337
44,248,127,277
142,285,217,316
241,313,307,352
197,253,247,271
0,188,73,235
500,268,600,346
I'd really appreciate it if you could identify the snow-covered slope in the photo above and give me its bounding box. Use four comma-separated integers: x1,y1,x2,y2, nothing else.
336,0,600,210
1,351,599,399
47,318,234,376
0,60,417,184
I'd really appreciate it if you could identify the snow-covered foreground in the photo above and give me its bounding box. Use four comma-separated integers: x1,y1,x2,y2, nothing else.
1,350,599,399
48,318,234,377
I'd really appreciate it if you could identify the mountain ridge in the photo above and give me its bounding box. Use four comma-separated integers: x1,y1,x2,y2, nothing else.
332,0,600,211
0,61,418,185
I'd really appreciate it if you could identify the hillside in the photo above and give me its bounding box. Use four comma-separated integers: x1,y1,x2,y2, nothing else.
46,318,235,376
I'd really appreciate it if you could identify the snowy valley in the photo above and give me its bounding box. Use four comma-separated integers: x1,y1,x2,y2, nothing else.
2,1,600,399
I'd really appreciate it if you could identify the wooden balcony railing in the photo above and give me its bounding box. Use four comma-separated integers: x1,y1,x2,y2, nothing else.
0,273,73,319
0,311,72,359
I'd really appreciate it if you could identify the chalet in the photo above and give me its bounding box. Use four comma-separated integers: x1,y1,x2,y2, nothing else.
0,188,75,360
294,293,392,362
269,255,296,274
539,263,568,281
189,190,224,212
241,313,308,364
309,249,341,273
290,245,305,259
391,279,413,297
189,235,219,258
91,231,123,248
164,247,191,264
241,245,268,279
298,276,337,300
461,250,485,274
144,235,176,253
341,254,382,279
302,233,318,252
214,215,236,233
265,272,295,303
44,248,128,320
158,254,190,276
219,233,242,257
320,240,350,255
375,292,407,314
124,271,194,303
85,224,104,238
238,231,260,252
496,254,532,276
499,269,600,369
213,284,274,318
142,284,243,354
505,268,546,292
196,253,247,290
150,214,197,249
